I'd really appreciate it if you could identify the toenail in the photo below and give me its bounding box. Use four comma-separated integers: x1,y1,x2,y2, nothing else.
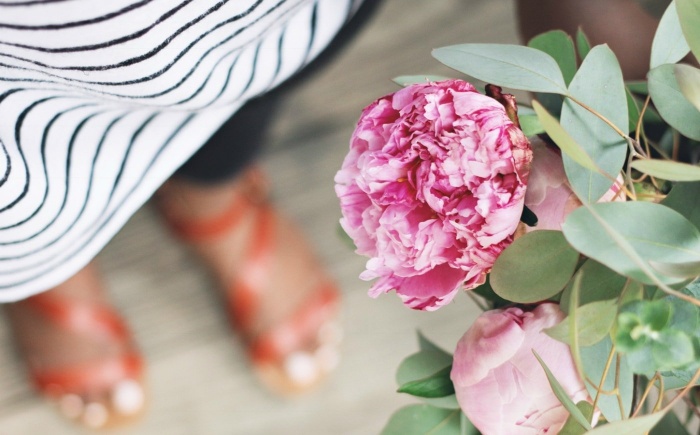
315,344,340,372
111,379,145,415
317,322,343,346
283,352,318,386
58,394,84,419
83,402,108,428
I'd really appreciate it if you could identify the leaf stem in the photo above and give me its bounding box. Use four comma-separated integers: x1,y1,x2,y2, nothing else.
592,342,617,414
663,368,700,412
566,94,629,140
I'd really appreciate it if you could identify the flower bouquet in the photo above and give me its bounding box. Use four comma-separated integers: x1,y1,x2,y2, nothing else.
335,1,700,433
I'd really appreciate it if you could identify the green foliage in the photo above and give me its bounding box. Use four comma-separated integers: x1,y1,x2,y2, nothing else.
661,181,700,230
575,28,591,61
397,366,455,399
490,230,580,303
614,298,699,375
584,411,667,434
380,405,463,435
533,351,593,431
579,337,634,422
432,44,568,94
650,1,690,68
631,159,700,181
532,100,600,172
396,348,459,410
559,402,596,435
648,64,700,141
674,64,700,112
560,45,628,202
676,0,700,61
561,202,700,286
545,299,617,346
528,30,577,85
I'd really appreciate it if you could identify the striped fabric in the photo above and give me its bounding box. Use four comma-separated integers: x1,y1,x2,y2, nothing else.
0,0,363,301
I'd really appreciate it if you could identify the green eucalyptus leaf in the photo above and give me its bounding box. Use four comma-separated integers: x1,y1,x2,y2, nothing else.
649,411,691,435
560,45,628,202
459,413,479,435
662,181,700,230
397,366,455,398
649,259,700,279
626,80,649,95
652,329,695,369
561,202,700,285
648,64,700,141
393,75,452,87
532,351,593,431
396,350,460,409
676,0,700,61
661,367,700,390
560,260,629,314
576,28,591,61
674,63,700,112
381,405,462,435
584,411,667,434
432,44,568,94
625,343,658,376
580,337,633,421
626,87,641,133
545,299,617,346
490,230,579,303
631,159,700,181
532,100,599,172
520,113,545,136
560,402,596,435
528,30,577,85
650,1,691,68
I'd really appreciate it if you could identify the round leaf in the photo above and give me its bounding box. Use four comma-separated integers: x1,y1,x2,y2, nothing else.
560,45,628,202
560,260,629,313
490,230,579,303
676,0,700,61
562,202,700,285
381,405,462,435
545,299,618,347
648,64,700,141
650,1,691,68
432,44,568,94
528,30,577,85
674,63,700,112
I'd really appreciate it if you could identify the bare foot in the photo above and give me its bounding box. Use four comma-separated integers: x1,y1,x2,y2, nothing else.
157,168,342,395
4,263,146,429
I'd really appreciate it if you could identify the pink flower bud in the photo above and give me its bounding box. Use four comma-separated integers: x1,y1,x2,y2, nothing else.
523,139,624,233
335,80,532,310
451,303,591,434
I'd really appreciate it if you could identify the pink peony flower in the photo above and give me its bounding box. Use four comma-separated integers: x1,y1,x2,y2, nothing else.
335,80,532,310
523,138,624,232
451,303,592,435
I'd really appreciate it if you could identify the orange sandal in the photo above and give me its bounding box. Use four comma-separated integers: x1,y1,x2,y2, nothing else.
7,282,146,429
159,168,342,395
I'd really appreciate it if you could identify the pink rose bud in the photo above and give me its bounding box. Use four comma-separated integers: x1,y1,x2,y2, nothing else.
523,139,624,232
451,303,592,435
335,80,532,310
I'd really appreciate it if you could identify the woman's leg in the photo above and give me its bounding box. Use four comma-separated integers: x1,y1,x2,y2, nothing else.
4,262,145,428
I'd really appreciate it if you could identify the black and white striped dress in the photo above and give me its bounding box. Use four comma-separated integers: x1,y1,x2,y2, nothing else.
0,0,364,302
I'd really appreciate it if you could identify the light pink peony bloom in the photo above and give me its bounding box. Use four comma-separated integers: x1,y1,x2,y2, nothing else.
335,80,532,310
524,138,624,232
451,303,592,435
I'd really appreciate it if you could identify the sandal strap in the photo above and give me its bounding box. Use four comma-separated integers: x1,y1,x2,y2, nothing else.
228,204,275,330
162,166,270,242
30,352,143,396
21,292,129,342
19,290,142,396
247,283,339,363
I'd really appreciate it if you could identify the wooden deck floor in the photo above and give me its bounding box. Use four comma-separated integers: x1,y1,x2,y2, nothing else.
0,1,520,433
